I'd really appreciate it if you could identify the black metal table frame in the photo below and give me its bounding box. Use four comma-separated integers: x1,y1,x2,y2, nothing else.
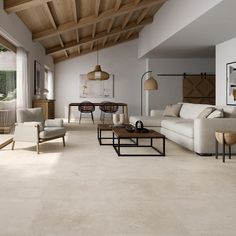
97,126,114,145
215,137,232,163
112,132,165,157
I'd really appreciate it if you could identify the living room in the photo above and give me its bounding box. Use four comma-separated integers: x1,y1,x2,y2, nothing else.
1,0,236,235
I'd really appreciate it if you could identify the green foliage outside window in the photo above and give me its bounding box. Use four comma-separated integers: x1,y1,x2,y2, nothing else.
0,71,16,101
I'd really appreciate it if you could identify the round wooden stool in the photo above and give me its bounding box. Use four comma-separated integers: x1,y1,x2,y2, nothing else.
215,131,236,162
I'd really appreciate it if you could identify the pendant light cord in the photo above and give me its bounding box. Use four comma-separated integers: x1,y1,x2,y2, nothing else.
96,42,99,65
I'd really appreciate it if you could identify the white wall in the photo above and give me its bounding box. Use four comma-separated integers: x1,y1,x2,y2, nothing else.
216,37,236,105
146,58,215,114
0,1,54,98
55,40,146,119
138,0,223,58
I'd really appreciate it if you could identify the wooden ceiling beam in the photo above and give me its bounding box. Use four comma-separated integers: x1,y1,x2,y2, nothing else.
71,0,78,23
4,0,52,13
46,17,152,55
33,0,164,41
95,0,101,17
126,30,133,39
122,12,133,29
103,37,108,46
43,2,57,29
90,41,94,50
137,6,151,24
64,50,69,58
107,18,115,33
115,0,122,11
92,23,97,38
114,33,121,43
54,33,138,63
76,29,80,43
134,0,142,5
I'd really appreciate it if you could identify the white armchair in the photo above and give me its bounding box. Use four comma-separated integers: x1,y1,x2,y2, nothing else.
12,108,66,154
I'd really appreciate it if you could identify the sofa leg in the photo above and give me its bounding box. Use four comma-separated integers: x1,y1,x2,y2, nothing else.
196,152,213,156
12,141,15,150
36,143,39,154
62,136,65,147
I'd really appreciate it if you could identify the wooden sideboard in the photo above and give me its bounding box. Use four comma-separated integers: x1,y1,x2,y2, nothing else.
32,99,55,119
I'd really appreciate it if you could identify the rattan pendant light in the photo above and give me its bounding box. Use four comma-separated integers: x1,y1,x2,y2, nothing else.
87,43,109,80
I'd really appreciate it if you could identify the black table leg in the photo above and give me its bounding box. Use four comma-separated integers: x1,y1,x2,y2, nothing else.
215,138,218,159
223,138,225,163
229,145,231,159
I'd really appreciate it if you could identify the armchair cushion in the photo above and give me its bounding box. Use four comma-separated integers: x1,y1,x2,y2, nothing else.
39,127,66,139
45,119,63,127
17,108,44,123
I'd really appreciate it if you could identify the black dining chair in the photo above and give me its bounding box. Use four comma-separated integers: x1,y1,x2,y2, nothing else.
99,102,118,123
78,101,95,124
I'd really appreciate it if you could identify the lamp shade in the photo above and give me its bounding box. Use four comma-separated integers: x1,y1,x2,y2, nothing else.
144,76,158,90
87,65,109,80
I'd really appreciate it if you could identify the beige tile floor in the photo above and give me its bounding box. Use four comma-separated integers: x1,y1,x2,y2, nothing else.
0,122,236,236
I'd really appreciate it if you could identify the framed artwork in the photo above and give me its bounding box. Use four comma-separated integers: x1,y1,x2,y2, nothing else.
34,60,41,94
226,61,236,105
79,74,114,98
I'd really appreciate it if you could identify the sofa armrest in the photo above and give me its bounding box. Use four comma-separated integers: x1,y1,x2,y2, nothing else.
14,123,39,142
150,110,164,117
45,119,64,127
194,118,236,154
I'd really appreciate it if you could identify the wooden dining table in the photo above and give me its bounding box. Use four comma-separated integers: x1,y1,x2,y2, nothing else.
68,102,128,123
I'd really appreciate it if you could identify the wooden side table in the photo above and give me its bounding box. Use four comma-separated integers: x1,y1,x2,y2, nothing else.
215,131,236,162
32,99,55,119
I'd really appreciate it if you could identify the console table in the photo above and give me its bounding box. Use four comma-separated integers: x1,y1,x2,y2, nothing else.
68,102,128,123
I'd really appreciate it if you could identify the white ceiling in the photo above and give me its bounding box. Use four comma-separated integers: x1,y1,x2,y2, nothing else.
146,0,236,58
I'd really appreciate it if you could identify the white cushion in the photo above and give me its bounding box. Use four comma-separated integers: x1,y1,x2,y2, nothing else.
40,127,65,139
179,103,211,119
163,104,182,117
161,118,194,138
129,116,163,127
207,109,224,118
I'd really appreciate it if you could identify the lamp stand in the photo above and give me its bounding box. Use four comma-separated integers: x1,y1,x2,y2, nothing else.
140,71,152,116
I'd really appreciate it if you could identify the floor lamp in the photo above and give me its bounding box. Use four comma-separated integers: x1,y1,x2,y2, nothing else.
140,71,158,115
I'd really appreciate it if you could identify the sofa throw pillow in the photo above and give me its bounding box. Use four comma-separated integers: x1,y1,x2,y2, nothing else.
197,107,215,118
163,103,183,117
207,109,224,118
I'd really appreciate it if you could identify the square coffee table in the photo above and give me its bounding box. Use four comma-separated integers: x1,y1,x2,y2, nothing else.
112,127,165,156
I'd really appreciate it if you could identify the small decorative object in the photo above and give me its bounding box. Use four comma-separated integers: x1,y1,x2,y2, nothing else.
41,88,49,99
125,124,135,133
113,114,124,126
135,120,149,133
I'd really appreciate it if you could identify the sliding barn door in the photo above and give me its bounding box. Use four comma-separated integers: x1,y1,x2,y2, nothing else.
183,75,215,105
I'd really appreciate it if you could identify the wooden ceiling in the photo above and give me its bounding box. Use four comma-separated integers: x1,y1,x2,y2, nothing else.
4,0,166,63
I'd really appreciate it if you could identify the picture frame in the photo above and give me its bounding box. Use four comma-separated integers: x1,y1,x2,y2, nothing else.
79,74,114,98
34,60,41,94
226,61,236,105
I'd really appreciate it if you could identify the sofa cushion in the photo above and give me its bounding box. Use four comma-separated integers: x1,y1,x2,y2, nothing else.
216,106,236,118
129,116,163,127
163,103,182,117
161,118,194,138
207,109,224,118
197,107,215,118
179,103,210,119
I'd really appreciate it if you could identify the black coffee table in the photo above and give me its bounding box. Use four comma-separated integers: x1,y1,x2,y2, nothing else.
112,127,166,157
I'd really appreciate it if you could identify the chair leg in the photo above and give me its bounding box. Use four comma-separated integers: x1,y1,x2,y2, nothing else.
36,142,39,154
62,136,65,147
12,141,15,150
229,145,231,159
91,112,94,124
79,112,82,124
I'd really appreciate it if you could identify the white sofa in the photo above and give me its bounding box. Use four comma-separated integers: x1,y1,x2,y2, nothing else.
129,103,236,155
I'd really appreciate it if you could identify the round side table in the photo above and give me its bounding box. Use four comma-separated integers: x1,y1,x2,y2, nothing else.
215,131,236,162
